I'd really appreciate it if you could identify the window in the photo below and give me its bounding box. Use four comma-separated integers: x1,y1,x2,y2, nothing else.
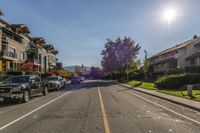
190,58,197,65
9,47,16,53
35,76,41,82
20,51,25,60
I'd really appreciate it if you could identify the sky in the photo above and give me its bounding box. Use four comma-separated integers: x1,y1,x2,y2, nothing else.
0,0,200,67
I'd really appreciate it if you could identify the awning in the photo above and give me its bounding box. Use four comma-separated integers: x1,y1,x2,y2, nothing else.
186,52,200,60
154,57,177,65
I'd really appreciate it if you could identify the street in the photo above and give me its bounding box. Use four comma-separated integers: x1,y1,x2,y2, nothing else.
0,80,200,133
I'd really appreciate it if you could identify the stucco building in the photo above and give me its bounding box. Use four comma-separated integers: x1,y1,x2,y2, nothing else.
149,35,200,73
0,18,59,73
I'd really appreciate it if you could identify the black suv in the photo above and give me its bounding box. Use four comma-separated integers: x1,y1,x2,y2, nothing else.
0,75,48,103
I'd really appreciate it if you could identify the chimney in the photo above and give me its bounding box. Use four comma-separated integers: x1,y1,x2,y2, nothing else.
193,35,198,39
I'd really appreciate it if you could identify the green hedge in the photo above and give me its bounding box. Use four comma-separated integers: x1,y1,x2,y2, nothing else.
155,73,200,89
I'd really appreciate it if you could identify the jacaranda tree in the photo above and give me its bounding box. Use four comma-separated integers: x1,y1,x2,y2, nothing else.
101,36,140,80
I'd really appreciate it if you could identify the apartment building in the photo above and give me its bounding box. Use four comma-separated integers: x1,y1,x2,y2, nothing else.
0,18,59,73
0,19,30,71
44,44,58,70
149,35,200,73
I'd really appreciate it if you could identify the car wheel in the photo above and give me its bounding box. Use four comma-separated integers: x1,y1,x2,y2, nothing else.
63,84,65,89
57,85,60,91
42,86,48,96
22,91,30,103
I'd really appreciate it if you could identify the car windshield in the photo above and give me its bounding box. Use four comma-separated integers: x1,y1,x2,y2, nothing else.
5,76,30,84
47,77,58,81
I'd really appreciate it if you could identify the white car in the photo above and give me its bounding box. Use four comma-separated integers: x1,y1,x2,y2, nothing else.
46,76,66,91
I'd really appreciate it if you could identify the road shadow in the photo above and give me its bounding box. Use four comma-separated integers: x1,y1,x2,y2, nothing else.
62,80,117,91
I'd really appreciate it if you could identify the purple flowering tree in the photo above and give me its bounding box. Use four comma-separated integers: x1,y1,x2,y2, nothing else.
101,36,140,80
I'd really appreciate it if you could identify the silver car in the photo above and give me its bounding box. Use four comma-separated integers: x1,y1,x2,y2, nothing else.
46,76,66,91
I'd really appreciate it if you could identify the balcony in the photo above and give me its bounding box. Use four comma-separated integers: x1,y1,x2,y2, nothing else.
33,59,41,66
0,51,17,61
1,36,8,45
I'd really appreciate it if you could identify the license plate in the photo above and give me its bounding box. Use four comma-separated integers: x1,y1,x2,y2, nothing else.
0,97,4,102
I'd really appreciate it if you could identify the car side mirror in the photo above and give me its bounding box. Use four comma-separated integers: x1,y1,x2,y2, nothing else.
30,79,35,84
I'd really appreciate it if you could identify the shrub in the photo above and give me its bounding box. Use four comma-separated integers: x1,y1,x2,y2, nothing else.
155,73,200,89
164,69,184,75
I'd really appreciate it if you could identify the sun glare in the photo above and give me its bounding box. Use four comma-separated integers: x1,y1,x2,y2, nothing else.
162,8,176,25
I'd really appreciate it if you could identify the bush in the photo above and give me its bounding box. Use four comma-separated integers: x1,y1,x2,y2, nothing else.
155,73,200,89
164,69,184,75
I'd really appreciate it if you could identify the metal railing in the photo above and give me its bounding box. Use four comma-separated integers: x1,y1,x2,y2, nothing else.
1,51,17,58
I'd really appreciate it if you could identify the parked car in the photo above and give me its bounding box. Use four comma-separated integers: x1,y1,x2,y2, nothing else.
71,77,81,84
79,76,85,82
46,76,66,91
0,75,48,103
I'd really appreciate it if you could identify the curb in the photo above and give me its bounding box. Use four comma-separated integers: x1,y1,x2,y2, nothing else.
119,84,200,112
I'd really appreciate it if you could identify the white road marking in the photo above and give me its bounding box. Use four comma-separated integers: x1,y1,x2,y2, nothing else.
126,91,200,125
0,91,71,131
161,113,169,117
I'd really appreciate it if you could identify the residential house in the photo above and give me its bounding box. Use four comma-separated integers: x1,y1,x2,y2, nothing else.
149,35,200,73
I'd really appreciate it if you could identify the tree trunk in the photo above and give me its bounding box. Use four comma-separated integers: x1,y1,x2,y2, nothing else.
126,72,129,82
144,72,148,80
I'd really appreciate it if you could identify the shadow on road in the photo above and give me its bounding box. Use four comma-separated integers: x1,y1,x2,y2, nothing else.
0,80,116,108
63,80,117,91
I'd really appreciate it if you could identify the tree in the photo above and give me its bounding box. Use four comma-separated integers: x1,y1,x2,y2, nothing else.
90,66,104,79
142,50,150,80
21,61,34,71
125,59,141,81
101,36,140,80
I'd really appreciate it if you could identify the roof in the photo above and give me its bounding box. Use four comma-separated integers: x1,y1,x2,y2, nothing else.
0,18,10,27
32,37,46,44
149,39,194,59
11,24,30,34
154,57,177,65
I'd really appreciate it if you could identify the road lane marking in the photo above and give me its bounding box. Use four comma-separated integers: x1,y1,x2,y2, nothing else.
98,87,111,133
126,91,200,125
0,91,72,131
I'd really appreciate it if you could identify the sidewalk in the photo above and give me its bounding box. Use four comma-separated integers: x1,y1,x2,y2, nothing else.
120,84,200,111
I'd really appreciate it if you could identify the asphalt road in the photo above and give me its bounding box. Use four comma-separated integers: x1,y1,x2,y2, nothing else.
0,80,200,133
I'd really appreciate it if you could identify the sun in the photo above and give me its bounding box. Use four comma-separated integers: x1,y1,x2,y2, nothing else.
162,8,176,25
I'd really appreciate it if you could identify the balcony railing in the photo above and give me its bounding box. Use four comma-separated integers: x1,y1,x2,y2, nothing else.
1,51,17,59
1,35,9,45
33,59,40,65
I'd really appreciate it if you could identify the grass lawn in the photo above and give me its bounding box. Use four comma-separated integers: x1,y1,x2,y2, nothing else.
158,90,200,102
127,80,200,102
128,80,156,90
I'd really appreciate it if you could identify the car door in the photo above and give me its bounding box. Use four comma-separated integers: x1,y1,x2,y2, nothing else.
30,77,38,95
34,76,42,94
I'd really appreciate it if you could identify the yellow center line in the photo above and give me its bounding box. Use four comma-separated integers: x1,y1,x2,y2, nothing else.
98,87,111,133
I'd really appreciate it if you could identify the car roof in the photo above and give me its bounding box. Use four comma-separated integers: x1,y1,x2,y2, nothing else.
47,76,59,78
9,75,38,79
